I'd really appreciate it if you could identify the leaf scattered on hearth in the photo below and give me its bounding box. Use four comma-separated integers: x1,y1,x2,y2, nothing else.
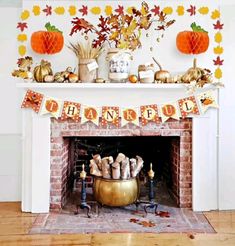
129,218,139,223
138,220,156,227
156,211,170,218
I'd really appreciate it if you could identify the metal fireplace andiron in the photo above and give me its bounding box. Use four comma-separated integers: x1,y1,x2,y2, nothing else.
76,163,158,218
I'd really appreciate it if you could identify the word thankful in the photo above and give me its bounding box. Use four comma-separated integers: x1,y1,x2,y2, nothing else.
21,89,218,126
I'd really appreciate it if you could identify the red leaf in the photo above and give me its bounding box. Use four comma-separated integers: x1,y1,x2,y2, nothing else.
156,211,170,218
115,5,124,15
213,20,224,30
129,218,139,223
17,22,28,32
213,56,224,66
97,16,110,33
43,5,52,16
70,18,94,36
92,34,107,48
79,5,88,16
187,5,196,16
151,5,160,16
156,25,165,31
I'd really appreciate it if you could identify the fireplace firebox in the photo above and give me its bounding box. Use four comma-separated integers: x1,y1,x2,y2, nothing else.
50,118,192,211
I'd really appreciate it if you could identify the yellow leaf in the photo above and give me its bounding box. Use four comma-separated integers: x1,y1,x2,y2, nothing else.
163,7,173,15
18,45,26,56
198,7,209,15
17,34,27,42
126,7,135,15
211,9,220,19
141,5,147,15
214,46,224,55
21,10,30,20
176,6,184,16
109,31,119,41
117,40,128,49
214,68,222,79
214,32,222,43
32,5,40,16
126,20,137,35
54,7,65,15
105,5,112,16
90,7,101,15
68,6,76,16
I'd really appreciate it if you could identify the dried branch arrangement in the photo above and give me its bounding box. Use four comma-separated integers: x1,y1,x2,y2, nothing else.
70,2,175,50
90,153,144,180
68,41,102,59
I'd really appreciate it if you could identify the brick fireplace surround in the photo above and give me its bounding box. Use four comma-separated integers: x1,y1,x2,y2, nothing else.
50,118,192,211
19,84,218,213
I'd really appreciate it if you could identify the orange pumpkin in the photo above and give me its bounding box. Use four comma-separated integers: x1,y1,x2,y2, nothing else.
31,22,64,55
176,22,209,55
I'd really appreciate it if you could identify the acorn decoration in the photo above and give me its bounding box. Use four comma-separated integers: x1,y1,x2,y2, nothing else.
152,57,170,83
33,60,53,82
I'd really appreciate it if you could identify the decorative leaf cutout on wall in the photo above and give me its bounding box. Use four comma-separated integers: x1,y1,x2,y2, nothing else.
69,6,76,16
17,22,28,32
187,5,196,16
79,5,88,16
43,5,52,16
163,7,173,15
17,34,27,42
105,5,113,16
32,5,40,16
91,7,101,15
54,7,65,15
198,7,209,15
213,20,224,30
176,6,184,16
21,10,30,20
211,9,220,19
213,56,224,66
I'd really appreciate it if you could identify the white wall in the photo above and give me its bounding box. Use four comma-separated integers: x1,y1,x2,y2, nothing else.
218,5,235,210
0,6,22,201
0,1,235,209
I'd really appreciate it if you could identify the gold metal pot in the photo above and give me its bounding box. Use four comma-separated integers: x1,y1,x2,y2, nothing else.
93,176,139,207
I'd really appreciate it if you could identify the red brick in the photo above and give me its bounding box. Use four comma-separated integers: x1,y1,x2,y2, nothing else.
51,183,62,190
51,150,63,157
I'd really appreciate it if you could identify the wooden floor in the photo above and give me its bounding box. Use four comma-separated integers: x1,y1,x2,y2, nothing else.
0,203,235,246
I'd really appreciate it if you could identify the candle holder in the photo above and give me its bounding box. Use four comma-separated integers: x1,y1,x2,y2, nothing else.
75,164,91,218
136,163,158,216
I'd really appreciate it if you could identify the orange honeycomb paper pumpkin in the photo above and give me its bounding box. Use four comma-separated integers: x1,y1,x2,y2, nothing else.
176,22,209,55
31,22,64,55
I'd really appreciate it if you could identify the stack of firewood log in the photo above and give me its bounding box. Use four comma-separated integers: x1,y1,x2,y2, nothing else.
89,153,144,180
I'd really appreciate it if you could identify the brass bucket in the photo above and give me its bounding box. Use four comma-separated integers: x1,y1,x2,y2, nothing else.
93,176,139,207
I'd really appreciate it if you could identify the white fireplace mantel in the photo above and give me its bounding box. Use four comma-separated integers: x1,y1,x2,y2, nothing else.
18,82,219,213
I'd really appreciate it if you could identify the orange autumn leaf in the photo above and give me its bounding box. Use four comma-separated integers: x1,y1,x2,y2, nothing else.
138,220,156,227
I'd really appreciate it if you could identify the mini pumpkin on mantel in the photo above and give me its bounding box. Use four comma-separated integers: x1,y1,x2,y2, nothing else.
152,57,170,83
33,60,53,82
31,22,64,55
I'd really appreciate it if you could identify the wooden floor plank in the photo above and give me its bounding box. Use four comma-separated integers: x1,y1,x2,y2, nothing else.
0,234,91,246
